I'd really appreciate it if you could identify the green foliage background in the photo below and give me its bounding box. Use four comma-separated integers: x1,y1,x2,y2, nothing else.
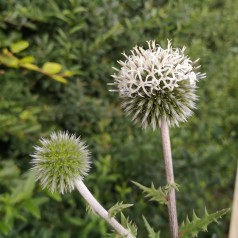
0,0,237,237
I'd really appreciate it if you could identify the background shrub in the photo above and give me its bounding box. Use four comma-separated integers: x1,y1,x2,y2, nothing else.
0,0,237,237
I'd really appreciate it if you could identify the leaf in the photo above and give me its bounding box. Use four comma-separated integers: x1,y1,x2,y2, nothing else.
108,202,133,218
0,221,11,235
10,172,36,203
22,199,41,219
132,181,179,205
120,213,137,237
50,75,67,83
42,62,62,74
45,190,62,202
62,70,76,77
143,216,161,238
179,208,231,238
0,55,19,67
86,205,96,215
69,24,86,34
65,216,85,226
10,40,29,53
19,110,34,120
23,172,36,195
22,197,49,219
20,55,35,63
90,23,123,50
0,161,20,179
21,63,39,71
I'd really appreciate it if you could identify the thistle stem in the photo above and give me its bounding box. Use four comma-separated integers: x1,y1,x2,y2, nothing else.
160,117,178,238
229,164,238,238
74,178,135,238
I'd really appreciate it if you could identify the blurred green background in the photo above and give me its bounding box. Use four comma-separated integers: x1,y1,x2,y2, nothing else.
0,0,237,237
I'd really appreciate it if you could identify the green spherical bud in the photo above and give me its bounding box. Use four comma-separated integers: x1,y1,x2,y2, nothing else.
109,40,206,129
31,131,91,194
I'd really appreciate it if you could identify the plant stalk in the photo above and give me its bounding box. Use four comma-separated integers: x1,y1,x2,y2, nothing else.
229,164,238,238
160,117,179,238
74,178,135,238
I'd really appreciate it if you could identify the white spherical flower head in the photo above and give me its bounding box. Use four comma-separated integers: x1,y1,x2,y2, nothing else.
31,131,91,194
109,40,206,129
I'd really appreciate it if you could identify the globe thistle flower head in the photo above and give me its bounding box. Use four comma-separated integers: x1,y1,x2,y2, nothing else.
109,40,206,129
31,131,91,194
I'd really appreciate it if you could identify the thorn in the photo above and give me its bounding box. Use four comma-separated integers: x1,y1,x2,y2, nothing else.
192,210,199,221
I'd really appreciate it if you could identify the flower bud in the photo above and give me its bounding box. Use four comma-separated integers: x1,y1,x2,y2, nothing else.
31,131,91,194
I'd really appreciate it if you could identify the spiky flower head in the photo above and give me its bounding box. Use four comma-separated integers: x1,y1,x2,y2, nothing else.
31,131,91,194
109,40,206,129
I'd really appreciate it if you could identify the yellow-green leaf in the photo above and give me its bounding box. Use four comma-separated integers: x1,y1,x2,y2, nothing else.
2,48,10,55
42,62,62,74
62,70,76,77
10,40,29,53
0,55,19,67
21,63,39,71
20,55,35,63
20,110,33,120
50,75,67,83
